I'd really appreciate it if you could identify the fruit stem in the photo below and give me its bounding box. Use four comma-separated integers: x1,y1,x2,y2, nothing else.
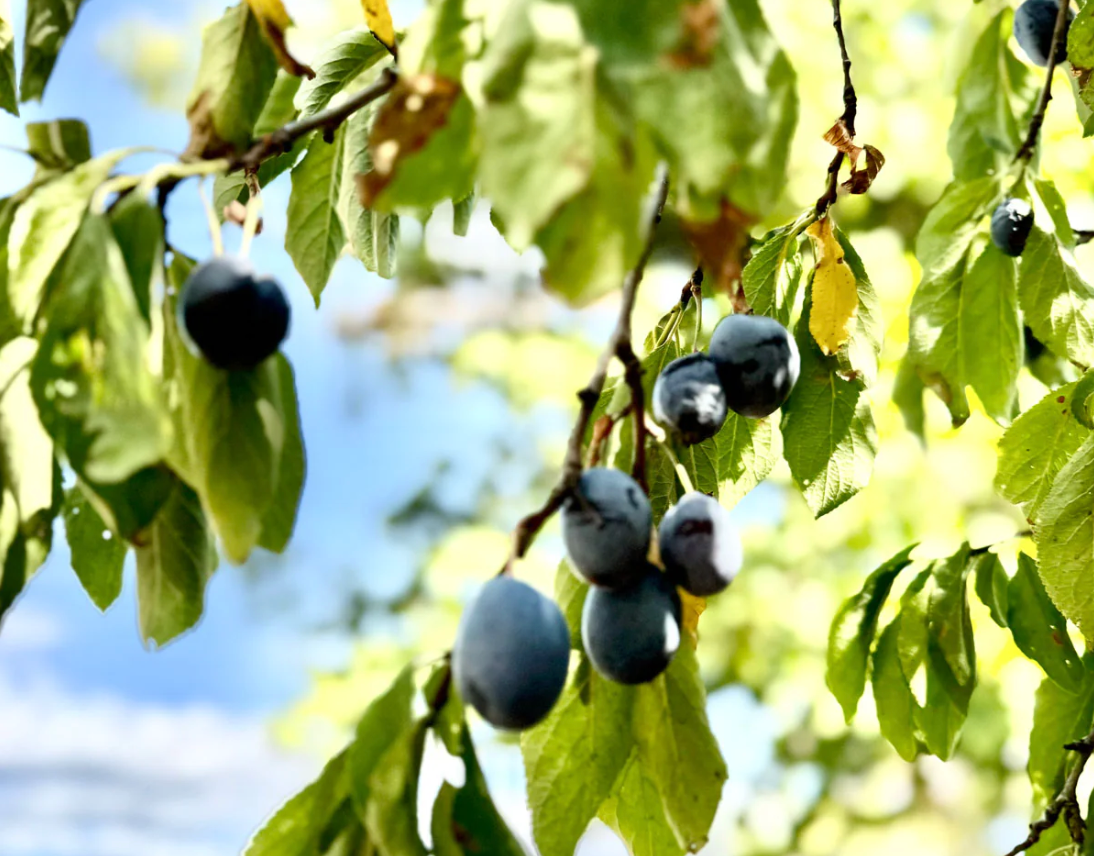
1015,0,1073,164
239,172,263,259
196,181,224,258
501,169,671,573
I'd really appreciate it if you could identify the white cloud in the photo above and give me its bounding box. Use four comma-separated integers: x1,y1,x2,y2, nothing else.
0,607,65,651
0,673,318,856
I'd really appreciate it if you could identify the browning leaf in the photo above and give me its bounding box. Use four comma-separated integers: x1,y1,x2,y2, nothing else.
680,200,755,312
824,119,862,163
246,0,315,79
357,74,461,207
843,144,885,196
665,0,720,69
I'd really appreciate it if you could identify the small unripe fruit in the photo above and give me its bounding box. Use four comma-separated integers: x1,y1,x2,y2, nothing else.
562,468,652,588
452,576,570,730
990,198,1034,258
1014,0,1073,67
658,492,742,597
179,256,291,371
709,314,800,418
653,353,728,445
581,569,681,684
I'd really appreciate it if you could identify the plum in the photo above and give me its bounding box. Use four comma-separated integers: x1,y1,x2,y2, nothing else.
562,468,652,588
658,492,742,597
709,314,800,418
581,568,681,684
652,352,728,445
179,256,291,370
1014,0,1073,67
990,198,1034,257
452,576,571,730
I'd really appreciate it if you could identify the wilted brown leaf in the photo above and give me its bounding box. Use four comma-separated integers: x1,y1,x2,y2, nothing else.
666,0,720,69
843,144,885,195
680,200,755,313
357,74,461,207
223,200,264,234
823,119,862,163
185,91,234,160
246,0,315,79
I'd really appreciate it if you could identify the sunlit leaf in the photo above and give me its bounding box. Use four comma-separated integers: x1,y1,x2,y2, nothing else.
1007,553,1085,693
361,0,396,54
0,1,15,116
245,0,314,79
806,217,858,357
287,131,347,304
20,0,86,103
63,485,126,611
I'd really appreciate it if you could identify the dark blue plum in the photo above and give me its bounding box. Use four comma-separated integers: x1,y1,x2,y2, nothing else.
653,352,728,445
581,569,681,685
1014,0,1073,67
562,468,651,588
659,492,742,597
709,314,800,418
990,198,1034,257
452,576,571,730
179,256,291,371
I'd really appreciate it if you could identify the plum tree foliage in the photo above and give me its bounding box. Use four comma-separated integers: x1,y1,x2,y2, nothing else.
2,0,1094,854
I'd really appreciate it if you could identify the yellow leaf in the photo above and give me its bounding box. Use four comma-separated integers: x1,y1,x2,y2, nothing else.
679,589,706,649
246,0,315,79
805,217,858,356
362,0,396,52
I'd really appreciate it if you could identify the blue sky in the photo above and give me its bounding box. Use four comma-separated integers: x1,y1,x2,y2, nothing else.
0,2,799,854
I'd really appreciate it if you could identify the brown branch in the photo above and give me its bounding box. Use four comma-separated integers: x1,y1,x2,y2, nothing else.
815,0,859,217
227,68,400,173
1015,0,1073,163
586,405,634,469
1004,732,1094,856
1075,229,1094,246
504,172,671,570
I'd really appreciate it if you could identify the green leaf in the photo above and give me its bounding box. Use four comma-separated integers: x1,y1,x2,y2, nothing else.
970,551,1009,628
781,294,878,517
185,3,278,156
30,215,170,484
400,0,467,78
296,29,388,118
0,337,59,620
20,0,85,103
1072,370,1094,429
25,119,91,176
893,353,927,440
254,71,302,135
1029,670,1094,810
78,467,176,543
674,438,718,499
1069,1,1094,134
996,382,1088,519
478,0,596,251
835,227,884,387
715,411,780,510
925,545,977,700
348,666,417,812
364,724,429,856
339,107,399,279
452,191,475,238
135,479,216,647
946,10,1026,181
522,564,725,856
1033,435,1094,641
740,224,803,327
287,132,347,305
244,750,352,856
908,228,1020,426
827,544,916,722
0,2,15,116
258,355,305,554
63,485,125,611
7,150,132,331
108,194,163,324
431,727,525,856
1008,553,1085,692
1018,180,1094,370
597,759,683,856
871,618,919,761
534,104,657,305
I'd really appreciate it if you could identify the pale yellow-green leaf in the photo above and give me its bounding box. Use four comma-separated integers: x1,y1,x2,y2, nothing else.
361,0,396,52
806,217,858,356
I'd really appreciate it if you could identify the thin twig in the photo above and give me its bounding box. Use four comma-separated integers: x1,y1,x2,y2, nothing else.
1075,229,1093,246
815,0,859,217
503,172,671,570
227,68,399,173
1004,732,1094,856
1015,0,1073,163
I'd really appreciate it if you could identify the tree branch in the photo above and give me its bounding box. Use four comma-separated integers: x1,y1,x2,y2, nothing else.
1004,731,1094,856
504,171,671,569
815,0,859,217
227,68,400,173
1016,0,1073,163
